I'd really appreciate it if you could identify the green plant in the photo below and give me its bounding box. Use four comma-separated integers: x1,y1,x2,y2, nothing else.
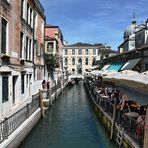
43,53,59,72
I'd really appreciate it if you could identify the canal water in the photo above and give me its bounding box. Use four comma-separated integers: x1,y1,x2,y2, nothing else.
20,82,116,148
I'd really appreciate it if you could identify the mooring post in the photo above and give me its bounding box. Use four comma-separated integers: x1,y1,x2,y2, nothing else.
110,98,117,140
39,89,45,118
143,108,148,148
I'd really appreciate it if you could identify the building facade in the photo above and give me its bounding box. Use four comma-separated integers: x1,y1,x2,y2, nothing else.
45,24,64,80
118,17,148,53
63,43,110,74
0,0,45,118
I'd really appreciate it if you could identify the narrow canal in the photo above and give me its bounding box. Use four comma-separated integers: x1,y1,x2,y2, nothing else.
20,82,116,148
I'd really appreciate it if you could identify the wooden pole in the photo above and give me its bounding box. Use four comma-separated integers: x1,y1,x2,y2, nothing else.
143,108,148,148
39,89,45,118
110,99,117,140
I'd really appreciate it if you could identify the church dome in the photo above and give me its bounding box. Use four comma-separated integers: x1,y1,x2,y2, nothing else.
124,22,136,39
124,19,136,38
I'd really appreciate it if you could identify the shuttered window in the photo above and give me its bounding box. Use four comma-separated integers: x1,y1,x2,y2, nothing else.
1,18,8,54
2,76,9,103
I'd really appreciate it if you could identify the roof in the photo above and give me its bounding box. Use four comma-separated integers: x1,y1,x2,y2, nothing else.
45,24,59,28
64,42,105,48
99,49,117,54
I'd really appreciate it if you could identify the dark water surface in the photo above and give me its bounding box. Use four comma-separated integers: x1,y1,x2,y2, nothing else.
19,82,116,148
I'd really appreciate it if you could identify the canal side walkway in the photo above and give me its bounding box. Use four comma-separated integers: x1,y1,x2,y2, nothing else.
0,78,68,148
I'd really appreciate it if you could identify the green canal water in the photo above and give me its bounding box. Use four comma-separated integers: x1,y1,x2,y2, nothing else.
19,82,116,148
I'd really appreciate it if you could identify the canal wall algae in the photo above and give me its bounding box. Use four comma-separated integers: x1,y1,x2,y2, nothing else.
84,79,141,148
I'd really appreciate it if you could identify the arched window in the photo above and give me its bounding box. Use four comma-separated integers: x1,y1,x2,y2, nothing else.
85,49,88,55
78,58,82,65
72,49,75,55
72,58,75,65
93,49,96,55
65,58,68,65
78,49,82,55
65,49,68,55
92,58,96,65
85,58,88,65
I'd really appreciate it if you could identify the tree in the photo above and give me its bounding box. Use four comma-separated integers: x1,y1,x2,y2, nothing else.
43,53,59,79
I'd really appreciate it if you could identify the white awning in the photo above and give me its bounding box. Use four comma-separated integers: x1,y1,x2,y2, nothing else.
90,70,102,76
101,64,110,71
103,72,148,93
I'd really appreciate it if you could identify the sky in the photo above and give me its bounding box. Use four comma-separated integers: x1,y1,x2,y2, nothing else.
40,0,148,50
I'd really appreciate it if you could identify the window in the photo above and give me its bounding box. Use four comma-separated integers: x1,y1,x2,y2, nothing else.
93,49,96,55
29,39,32,60
92,58,96,65
78,49,82,55
27,3,29,24
72,49,75,55
26,74,29,88
145,64,148,70
21,74,25,94
65,58,68,65
2,76,9,103
85,58,88,65
21,0,25,18
20,32,24,58
1,18,8,54
65,49,68,55
26,37,29,60
72,58,75,65
47,42,53,52
30,8,33,27
85,49,88,55
78,58,82,65
34,67,36,81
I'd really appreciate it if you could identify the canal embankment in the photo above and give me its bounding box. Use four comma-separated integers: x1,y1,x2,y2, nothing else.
0,78,68,148
84,77,143,148
19,81,116,148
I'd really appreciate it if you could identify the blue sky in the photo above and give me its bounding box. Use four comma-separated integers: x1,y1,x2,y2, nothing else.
40,0,148,50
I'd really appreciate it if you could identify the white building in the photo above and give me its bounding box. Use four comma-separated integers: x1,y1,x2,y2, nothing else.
118,17,148,53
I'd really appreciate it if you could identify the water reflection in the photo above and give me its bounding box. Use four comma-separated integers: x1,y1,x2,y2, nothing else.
19,82,116,148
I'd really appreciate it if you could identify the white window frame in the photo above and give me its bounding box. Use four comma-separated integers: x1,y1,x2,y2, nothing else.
1,16,9,55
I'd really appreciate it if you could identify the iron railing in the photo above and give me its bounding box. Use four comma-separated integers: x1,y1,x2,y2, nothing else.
85,77,144,148
0,95,39,144
0,78,69,144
